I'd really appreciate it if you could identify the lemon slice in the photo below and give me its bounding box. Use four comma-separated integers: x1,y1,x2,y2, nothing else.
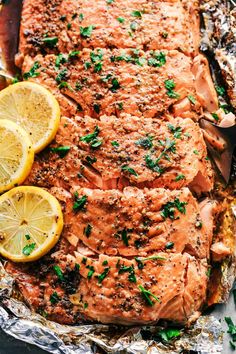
0,82,61,153
0,119,34,194
0,186,63,262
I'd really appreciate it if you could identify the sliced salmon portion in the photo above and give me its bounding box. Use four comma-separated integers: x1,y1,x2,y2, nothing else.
69,252,208,325
19,0,199,57
25,114,214,192
21,49,201,119
61,187,211,259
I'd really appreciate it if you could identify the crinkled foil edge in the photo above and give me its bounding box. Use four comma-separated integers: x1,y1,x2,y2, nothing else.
0,0,235,353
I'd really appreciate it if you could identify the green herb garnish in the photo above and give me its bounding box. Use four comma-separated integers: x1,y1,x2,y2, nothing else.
164,79,180,99
84,224,92,237
80,25,94,38
138,285,160,306
73,193,87,212
121,165,138,176
53,265,64,281
86,265,95,279
175,174,185,181
50,291,60,304
161,198,187,220
23,62,40,80
97,267,110,283
22,243,36,256
50,146,70,158
42,36,58,48
135,136,153,149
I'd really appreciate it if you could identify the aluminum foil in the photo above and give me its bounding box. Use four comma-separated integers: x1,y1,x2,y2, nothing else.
0,0,235,353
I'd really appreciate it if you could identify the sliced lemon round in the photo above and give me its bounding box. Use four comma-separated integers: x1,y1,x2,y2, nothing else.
0,186,63,262
0,82,60,153
0,119,34,194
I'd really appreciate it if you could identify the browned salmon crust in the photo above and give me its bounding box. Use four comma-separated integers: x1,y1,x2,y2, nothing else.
19,0,199,57
21,50,218,119
69,252,208,325
61,187,212,259
25,115,213,192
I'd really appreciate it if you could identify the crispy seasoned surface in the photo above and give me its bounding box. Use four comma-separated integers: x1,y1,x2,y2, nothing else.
19,0,199,57
25,114,213,192
62,187,212,259
20,49,218,118
69,253,208,325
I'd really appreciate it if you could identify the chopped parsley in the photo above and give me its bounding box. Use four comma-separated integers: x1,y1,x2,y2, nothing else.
148,51,166,68
86,265,95,279
55,53,67,68
138,285,160,306
102,260,108,266
90,49,103,73
135,136,153,149
115,228,130,246
23,62,40,80
167,124,182,139
131,10,142,18
55,68,68,83
161,31,168,38
110,77,121,92
25,234,30,240
161,198,187,220
111,141,119,147
107,0,114,3
84,224,92,237
79,13,84,21
157,328,181,342
145,138,176,175
93,103,101,114
164,79,180,99
215,85,225,96
22,243,36,256
73,193,87,212
67,23,72,30
84,302,88,309
117,17,125,23
42,36,58,48
68,50,80,59
118,265,137,283
53,265,64,281
212,113,219,121
86,155,97,164
175,174,185,181
50,291,60,304
50,146,70,158
121,165,138,176
97,267,110,283
193,149,199,155
225,317,236,350
165,241,174,249
80,126,103,149
80,25,94,38
187,95,196,104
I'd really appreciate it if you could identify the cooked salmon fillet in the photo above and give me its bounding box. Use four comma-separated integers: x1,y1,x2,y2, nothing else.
60,187,212,259
25,114,213,192
20,49,218,119
69,252,208,325
18,0,199,57
4,0,221,328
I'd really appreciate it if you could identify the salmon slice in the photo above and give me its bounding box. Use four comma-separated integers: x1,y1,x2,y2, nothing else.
21,49,202,119
69,252,208,325
59,187,211,259
25,114,214,192
18,0,199,57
